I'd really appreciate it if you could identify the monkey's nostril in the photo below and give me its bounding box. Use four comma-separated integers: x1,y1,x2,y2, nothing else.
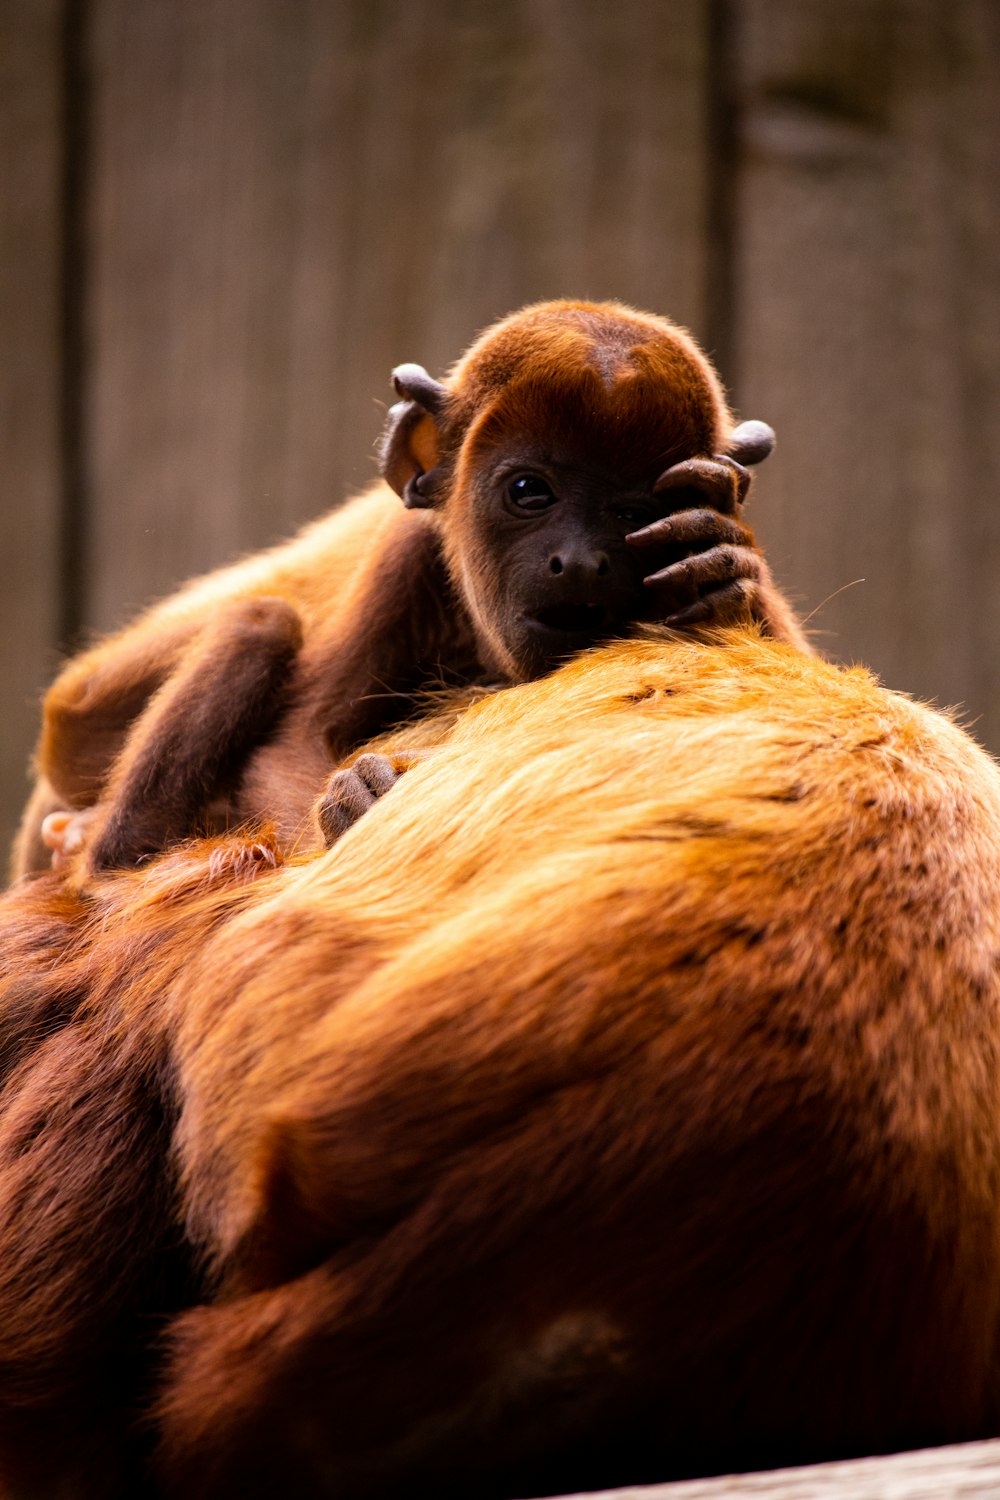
597,555,610,577
549,557,563,575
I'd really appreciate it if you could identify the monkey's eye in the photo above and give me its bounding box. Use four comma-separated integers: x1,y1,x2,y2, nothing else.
506,475,557,511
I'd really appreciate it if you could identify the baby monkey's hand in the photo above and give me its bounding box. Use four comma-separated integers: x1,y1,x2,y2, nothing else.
316,751,429,848
627,420,783,634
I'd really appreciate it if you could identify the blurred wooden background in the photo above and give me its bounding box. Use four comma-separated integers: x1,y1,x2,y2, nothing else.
2,0,999,863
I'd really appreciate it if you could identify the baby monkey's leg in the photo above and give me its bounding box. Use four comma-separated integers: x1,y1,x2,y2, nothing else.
74,597,302,878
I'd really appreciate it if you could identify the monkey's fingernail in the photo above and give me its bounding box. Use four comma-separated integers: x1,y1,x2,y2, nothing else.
627,524,666,544
666,602,711,627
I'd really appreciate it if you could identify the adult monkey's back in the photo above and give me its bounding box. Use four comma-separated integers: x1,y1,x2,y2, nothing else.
0,631,999,1496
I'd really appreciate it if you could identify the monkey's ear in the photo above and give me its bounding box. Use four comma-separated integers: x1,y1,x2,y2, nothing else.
726,420,776,467
379,363,451,508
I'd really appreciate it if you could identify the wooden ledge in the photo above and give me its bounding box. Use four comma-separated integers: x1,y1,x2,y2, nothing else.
558,1437,1000,1499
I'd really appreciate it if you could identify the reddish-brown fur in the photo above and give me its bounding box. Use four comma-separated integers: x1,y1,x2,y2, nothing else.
12,300,807,881
1,628,1000,1496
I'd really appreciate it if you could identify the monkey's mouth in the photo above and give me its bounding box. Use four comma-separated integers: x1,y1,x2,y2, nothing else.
528,603,610,636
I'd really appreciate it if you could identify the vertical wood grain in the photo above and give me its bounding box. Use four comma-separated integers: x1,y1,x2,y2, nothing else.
84,0,712,633
0,0,64,857
734,0,1000,750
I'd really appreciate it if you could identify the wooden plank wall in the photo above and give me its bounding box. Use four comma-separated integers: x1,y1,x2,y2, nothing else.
82,0,710,623
1,0,65,864
737,0,1000,725
2,0,999,863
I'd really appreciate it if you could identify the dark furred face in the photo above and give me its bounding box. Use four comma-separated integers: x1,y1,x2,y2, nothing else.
452,432,703,680
381,299,742,681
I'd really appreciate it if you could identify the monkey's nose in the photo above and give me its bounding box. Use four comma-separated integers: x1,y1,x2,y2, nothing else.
549,551,611,580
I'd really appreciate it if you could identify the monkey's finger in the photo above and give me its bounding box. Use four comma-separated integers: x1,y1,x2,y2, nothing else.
317,769,377,847
352,753,402,798
726,419,775,466
665,579,757,630
627,507,752,551
643,543,761,596
650,456,749,516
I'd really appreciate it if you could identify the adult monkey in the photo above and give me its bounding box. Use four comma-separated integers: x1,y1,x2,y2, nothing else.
0,631,999,1496
13,300,808,881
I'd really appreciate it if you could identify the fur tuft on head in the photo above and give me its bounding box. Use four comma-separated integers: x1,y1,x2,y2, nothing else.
446,300,733,479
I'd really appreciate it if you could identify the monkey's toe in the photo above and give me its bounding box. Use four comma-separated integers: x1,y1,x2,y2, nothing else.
41,808,97,868
352,753,403,798
316,770,377,847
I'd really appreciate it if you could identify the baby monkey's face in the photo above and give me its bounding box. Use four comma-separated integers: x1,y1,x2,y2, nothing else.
457,438,700,681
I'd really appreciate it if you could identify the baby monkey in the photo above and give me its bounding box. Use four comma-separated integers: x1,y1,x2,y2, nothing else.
14,299,808,880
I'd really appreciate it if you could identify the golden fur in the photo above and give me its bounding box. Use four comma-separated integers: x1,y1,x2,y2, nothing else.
1,629,1000,1494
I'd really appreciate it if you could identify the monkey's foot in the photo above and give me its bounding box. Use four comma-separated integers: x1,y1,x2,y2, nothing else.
205,833,282,885
41,807,99,869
